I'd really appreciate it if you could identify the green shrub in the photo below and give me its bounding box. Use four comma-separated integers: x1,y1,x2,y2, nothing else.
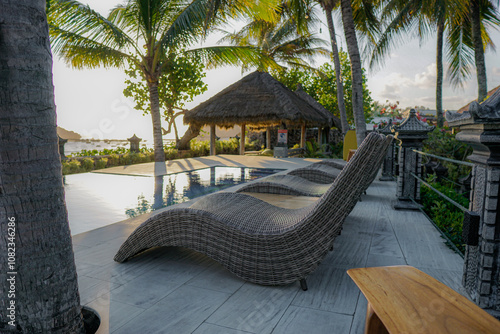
80,158,94,172
190,140,210,157
165,148,179,160
420,177,469,254
62,159,82,174
95,158,108,169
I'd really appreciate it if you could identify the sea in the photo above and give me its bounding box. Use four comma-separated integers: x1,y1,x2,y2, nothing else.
64,139,175,155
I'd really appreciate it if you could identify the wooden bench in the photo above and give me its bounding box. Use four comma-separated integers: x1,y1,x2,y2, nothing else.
347,266,500,334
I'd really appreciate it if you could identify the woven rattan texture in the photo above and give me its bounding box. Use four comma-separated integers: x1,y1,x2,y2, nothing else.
114,133,388,286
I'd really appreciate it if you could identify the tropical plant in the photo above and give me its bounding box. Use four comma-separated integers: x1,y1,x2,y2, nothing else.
316,0,350,134
48,0,280,164
272,60,374,125
123,53,208,142
370,0,500,126
340,0,370,145
0,0,85,331
217,5,330,72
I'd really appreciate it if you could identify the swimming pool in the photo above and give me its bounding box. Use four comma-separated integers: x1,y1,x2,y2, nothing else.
64,166,282,235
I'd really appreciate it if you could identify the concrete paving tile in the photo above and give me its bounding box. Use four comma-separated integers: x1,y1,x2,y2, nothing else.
192,323,253,334
322,238,370,268
369,232,404,258
79,280,122,306
399,240,463,271
114,285,231,334
349,294,368,334
85,296,145,334
291,266,360,315
108,277,181,309
272,306,352,334
365,254,407,267
187,263,245,294
206,283,298,334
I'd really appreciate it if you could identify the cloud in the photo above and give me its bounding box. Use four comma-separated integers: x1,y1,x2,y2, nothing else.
492,67,500,77
414,63,437,89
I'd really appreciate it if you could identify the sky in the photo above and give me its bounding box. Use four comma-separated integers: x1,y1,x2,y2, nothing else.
51,1,500,141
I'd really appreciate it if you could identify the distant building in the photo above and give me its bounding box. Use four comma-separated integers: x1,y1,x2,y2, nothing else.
458,85,500,113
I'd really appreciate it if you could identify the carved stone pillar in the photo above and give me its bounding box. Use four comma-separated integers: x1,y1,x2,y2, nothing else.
378,120,395,181
58,135,68,160
127,134,142,153
392,110,434,210
446,89,500,315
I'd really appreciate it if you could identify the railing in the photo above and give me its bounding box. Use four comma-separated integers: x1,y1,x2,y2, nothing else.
409,150,478,257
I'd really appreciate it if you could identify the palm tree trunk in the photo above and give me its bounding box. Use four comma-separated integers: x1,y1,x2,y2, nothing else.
325,6,350,135
0,1,85,332
340,0,366,146
436,18,444,128
471,0,487,102
148,83,166,163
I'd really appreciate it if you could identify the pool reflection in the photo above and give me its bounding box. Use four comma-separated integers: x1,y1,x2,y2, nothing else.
124,167,281,218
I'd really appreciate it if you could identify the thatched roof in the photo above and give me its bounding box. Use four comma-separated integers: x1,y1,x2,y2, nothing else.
184,71,335,129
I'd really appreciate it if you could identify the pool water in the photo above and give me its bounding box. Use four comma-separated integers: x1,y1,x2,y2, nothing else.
64,166,281,235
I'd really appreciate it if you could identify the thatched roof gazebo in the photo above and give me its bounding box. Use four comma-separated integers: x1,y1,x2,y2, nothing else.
184,71,339,155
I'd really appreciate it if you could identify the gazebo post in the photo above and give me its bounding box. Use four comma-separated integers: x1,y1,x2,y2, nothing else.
317,127,322,144
266,127,271,149
210,124,216,156
240,123,246,155
300,123,306,148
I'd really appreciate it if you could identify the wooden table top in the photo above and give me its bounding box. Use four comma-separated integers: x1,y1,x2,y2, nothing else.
347,265,500,334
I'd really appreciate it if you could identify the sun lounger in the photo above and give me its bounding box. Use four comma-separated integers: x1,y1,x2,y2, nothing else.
287,163,342,184
114,133,386,287
237,136,392,197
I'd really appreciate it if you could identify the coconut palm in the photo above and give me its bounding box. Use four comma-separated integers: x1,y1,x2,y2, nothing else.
370,0,499,126
464,0,500,102
340,0,368,145
218,8,330,72
48,0,279,163
0,0,85,332
317,0,350,134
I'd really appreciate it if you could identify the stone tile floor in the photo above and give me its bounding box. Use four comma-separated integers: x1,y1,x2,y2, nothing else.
72,157,464,334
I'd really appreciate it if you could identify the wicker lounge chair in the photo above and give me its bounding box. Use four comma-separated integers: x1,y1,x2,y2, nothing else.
237,136,392,197
287,163,342,184
114,133,386,287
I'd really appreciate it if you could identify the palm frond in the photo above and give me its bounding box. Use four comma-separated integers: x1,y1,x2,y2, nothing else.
48,0,134,55
446,16,475,89
49,25,132,69
369,0,422,70
185,46,281,71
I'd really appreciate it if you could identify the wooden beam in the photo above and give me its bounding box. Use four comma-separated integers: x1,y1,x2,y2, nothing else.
210,124,216,156
240,123,246,155
266,127,271,149
300,123,306,148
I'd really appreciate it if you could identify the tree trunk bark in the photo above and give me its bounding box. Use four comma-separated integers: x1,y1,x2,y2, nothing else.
471,0,487,102
436,19,444,128
340,0,367,146
148,83,166,163
0,1,85,332
177,124,201,150
325,6,350,135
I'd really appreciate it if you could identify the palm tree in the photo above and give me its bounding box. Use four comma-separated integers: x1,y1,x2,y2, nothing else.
218,12,330,72
0,0,85,332
340,0,368,145
371,0,499,126
48,0,279,163
468,0,500,102
317,0,350,134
